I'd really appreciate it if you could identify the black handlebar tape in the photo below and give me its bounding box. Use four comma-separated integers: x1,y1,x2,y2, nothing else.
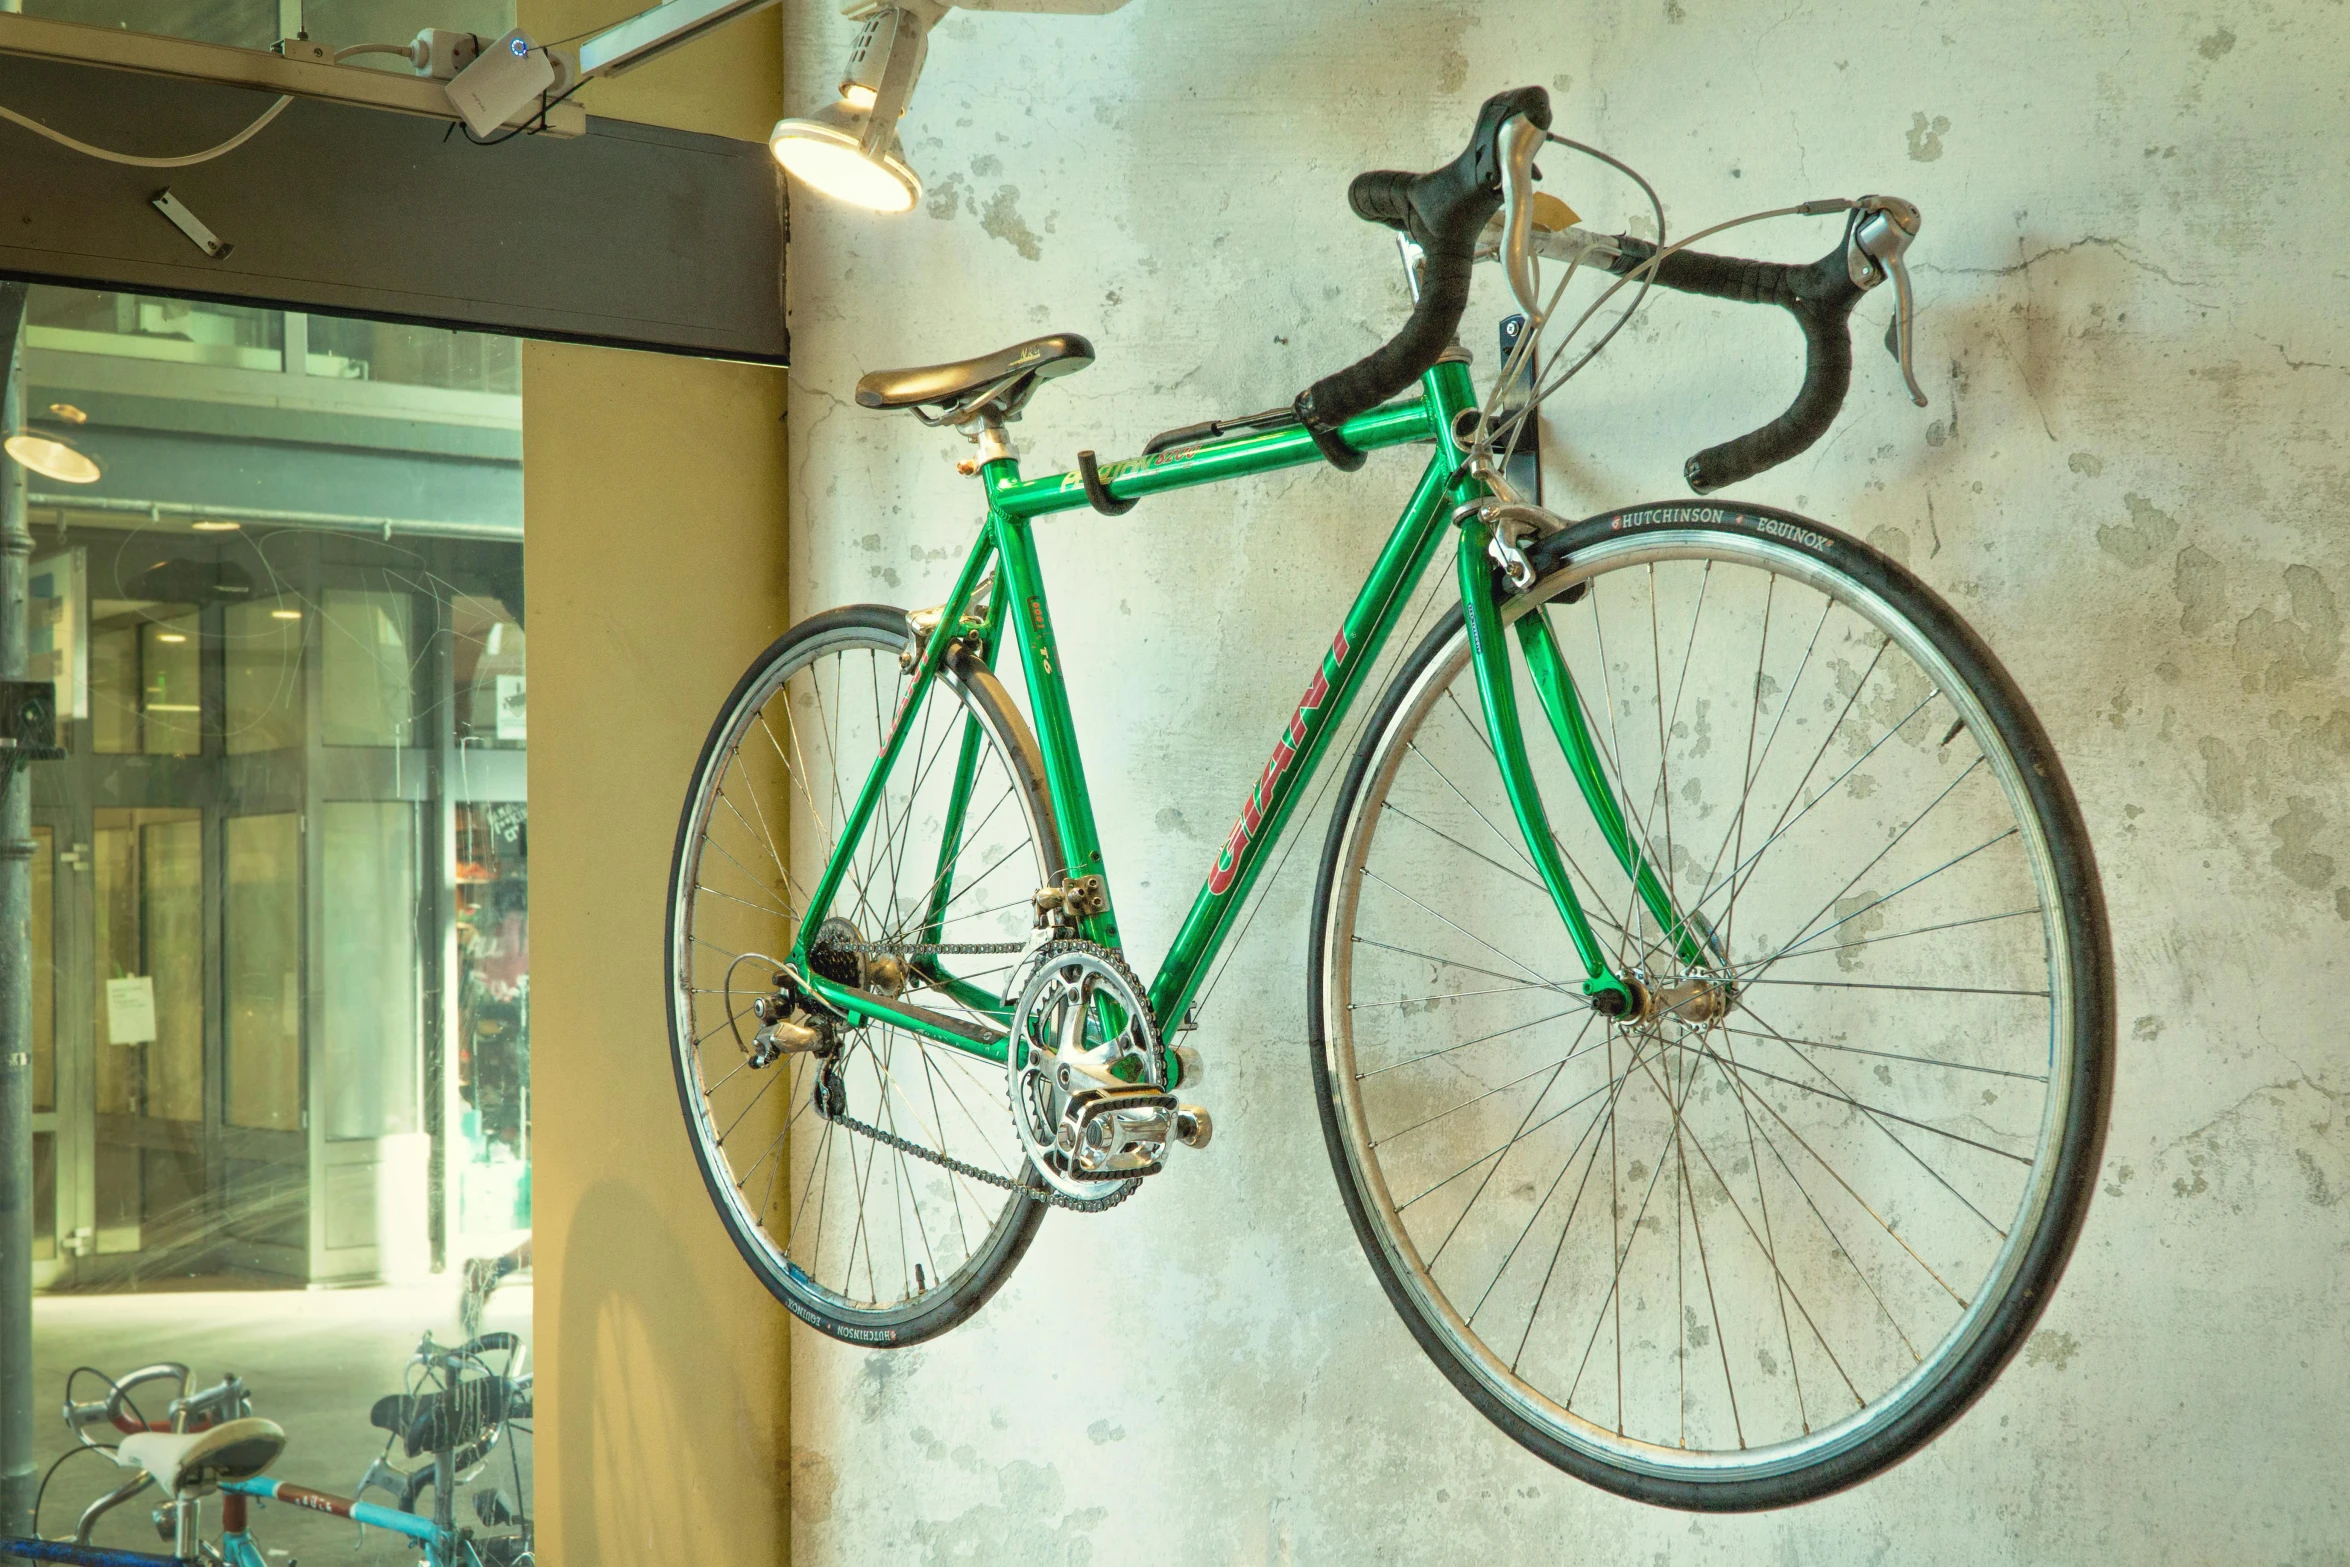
1604,233,1865,493
1348,169,1416,229
1295,86,1553,458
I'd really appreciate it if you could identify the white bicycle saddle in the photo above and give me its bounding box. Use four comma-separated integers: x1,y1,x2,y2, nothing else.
115,1417,286,1496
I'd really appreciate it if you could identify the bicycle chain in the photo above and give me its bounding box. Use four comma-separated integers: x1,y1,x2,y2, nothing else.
837,940,1026,957
811,936,1146,1212
818,1093,1139,1213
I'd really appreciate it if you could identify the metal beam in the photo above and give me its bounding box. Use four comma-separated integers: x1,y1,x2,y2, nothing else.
579,0,779,78
0,51,787,363
0,12,585,136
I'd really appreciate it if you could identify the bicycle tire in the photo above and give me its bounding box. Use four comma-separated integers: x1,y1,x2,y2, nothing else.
668,605,1055,1346
1308,500,2112,1509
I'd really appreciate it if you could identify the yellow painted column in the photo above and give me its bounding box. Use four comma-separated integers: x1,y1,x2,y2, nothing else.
514,6,791,1560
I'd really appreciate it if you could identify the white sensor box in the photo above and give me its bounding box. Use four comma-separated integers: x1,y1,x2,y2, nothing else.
446,28,554,137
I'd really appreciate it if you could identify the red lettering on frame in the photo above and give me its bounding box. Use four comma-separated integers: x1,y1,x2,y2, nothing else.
1204,631,1352,897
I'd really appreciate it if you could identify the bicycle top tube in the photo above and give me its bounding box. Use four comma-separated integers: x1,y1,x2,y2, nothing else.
986,393,1442,521
219,1478,442,1543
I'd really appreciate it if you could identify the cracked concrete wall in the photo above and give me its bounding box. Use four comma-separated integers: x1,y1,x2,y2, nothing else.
777,2,2349,1560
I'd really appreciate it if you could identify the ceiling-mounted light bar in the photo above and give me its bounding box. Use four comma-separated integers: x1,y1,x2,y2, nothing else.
577,0,780,78
0,11,586,135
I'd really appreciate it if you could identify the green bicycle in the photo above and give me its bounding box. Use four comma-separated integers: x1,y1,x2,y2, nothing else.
665,87,2112,1510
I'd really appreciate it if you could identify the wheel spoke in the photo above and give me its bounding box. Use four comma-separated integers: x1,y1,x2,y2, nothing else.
1319,529,2099,1485
674,629,1045,1329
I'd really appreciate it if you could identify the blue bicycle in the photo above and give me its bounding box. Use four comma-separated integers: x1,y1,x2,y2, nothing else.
2,1339,531,1567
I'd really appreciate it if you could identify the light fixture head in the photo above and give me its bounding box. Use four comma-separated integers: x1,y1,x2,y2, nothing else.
771,99,922,213
191,518,242,533
771,3,935,214
3,429,101,485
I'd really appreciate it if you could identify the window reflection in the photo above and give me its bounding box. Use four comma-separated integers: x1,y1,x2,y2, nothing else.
31,826,53,1112
306,315,523,395
226,815,302,1132
456,804,529,1234
226,598,305,754
91,602,204,755
454,595,527,749
23,273,533,1559
322,590,416,748
323,802,419,1141
28,288,284,372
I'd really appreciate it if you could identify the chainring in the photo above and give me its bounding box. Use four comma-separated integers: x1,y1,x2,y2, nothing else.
1007,941,1167,1203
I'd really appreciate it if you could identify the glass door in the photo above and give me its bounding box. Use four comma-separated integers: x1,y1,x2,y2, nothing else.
89,809,207,1265
26,825,62,1287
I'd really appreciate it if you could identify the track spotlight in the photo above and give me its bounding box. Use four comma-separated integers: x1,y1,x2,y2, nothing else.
769,2,941,214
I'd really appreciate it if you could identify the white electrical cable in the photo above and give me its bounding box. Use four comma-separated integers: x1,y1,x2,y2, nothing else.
0,94,294,168
334,41,423,65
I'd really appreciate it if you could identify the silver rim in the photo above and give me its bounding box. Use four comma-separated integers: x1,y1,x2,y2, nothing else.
670,621,1048,1325
1322,531,2078,1483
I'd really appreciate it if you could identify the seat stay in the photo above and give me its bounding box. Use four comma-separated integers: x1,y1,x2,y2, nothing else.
791,520,1007,978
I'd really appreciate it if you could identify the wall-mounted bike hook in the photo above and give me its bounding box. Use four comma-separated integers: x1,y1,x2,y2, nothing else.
1076,449,1139,515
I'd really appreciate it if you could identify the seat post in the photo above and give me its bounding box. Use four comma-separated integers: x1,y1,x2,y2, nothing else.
973,412,1016,467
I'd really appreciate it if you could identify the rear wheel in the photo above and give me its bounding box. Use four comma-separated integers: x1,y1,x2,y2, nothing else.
668,606,1057,1346
1309,502,2111,1509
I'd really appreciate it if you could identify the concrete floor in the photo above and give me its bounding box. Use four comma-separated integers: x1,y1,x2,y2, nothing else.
28,1280,532,1562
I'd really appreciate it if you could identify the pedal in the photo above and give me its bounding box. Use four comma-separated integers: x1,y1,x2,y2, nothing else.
1058,1085,1177,1177
1174,1104,1213,1150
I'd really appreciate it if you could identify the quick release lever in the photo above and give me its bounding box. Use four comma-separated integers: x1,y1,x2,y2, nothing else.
1849,195,1927,407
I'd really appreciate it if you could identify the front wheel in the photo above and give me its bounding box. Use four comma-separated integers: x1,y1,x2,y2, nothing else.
1308,501,2112,1509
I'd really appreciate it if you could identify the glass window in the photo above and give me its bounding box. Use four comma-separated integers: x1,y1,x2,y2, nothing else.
32,826,53,1113
322,590,415,747
32,1132,54,1262
455,804,529,1235
226,597,306,754
27,277,531,1559
322,802,418,1140
142,612,204,756
90,603,203,756
92,810,206,1256
227,815,303,1132
26,287,283,371
92,822,135,1118
88,621,137,755
453,595,527,750
305,316,523,395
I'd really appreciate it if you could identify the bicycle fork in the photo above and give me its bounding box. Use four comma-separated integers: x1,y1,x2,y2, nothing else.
1453,511,1716,1019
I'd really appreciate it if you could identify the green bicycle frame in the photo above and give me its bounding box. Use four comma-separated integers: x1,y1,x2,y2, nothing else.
791,356,1701,1062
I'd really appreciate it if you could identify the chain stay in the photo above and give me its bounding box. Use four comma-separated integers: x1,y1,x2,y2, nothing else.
816,1090,1137,1213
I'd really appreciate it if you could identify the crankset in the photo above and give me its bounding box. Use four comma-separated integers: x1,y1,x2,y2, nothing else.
1007,941,1211,1203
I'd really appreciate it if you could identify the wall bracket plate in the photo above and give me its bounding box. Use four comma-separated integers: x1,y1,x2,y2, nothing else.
151,187,232,259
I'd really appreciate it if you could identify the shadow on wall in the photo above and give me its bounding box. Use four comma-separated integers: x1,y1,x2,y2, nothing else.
558,1178,788,1563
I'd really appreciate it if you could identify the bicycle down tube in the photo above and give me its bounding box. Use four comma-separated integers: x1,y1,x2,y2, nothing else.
794,355,1685,1054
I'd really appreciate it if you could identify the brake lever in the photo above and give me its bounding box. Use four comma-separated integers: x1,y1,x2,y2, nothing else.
1497,113,1548,320
1848,195,1927,406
